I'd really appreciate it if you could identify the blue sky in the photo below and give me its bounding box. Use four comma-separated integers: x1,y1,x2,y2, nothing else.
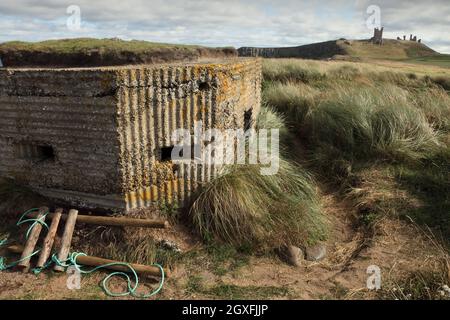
1,0,449,53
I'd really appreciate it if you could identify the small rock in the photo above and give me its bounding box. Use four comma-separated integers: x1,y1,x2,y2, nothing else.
442,285,450,295
279,245,303,267
158,239,182,253
305,243,327,261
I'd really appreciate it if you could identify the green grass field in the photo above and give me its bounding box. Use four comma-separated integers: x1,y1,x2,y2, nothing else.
0,38,236,67
262,58,450,237
337,39,450,69
188,56,450,251
0,38,200,53
405,54,450,68
341,39,436,60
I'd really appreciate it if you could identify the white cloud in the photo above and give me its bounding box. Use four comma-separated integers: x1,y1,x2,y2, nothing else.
0,0,449,53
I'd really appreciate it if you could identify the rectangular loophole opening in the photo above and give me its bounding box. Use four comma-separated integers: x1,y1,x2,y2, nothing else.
160,146,175,162
198,80,211,91
244,108,253,131
14,143,56,163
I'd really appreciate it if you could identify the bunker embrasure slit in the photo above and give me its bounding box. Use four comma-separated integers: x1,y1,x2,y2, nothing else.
14,143,56,163
244,108,253,131
160,146,175,162
198,81,211,91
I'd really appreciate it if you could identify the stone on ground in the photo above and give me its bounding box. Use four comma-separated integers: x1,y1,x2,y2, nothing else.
305,243,327,261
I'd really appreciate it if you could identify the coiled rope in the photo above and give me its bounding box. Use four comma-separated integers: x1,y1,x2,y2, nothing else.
0,208,164,298
0,208,49,271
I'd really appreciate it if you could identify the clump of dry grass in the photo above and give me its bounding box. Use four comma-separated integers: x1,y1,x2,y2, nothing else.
256,105,290,141
412,87,450,132
263,82,319,125
346,166,424,226
263,59,325,83
189,160,327,249
303,84,441,163
379,224,450,300
429,76,450,91
262,58,450,237
188,106,327,249
0,178,47,221
74,226,181,268
73,209,183,268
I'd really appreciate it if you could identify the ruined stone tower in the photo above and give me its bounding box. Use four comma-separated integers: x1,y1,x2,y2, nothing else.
371,27,384,45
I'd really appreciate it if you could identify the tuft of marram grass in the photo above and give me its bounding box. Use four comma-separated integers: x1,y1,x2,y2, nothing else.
412,87,450,132
304,84,441,162
262,59,325,83
261,58,450,239
263,82,318,125
262,60,450,165
328,65,362,81
256,105,288,134
189,159,327,249
255,104,293,146
189,107,327,249
429,76,450,91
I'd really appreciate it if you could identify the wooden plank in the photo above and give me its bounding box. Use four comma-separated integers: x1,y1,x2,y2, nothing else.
53,209,78,272
36,208,63,268
28,211,169,229
7,245,168,278
17,206,48,273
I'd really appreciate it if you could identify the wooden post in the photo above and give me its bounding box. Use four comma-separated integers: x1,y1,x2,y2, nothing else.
54,209,78,272
73,255,168,278
17,206,48,273
70,215,169,229
7,245,168,278
28,212,169,229
36,208,63,268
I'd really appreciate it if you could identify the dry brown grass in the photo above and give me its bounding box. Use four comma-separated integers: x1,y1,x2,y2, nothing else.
378,222,450,300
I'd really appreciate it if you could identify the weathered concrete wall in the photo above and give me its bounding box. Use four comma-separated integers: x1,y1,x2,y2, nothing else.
238,40,345,59
115,59,261,210
0,69,122,209
0,58,262,211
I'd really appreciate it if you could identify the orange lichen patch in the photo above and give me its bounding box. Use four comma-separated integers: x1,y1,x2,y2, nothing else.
125,178,185,207
153,161,175,181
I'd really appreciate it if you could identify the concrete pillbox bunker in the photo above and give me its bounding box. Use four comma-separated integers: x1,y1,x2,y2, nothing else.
0,59,262,211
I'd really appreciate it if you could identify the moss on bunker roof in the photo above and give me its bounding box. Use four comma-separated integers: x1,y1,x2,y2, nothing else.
0,38,237,68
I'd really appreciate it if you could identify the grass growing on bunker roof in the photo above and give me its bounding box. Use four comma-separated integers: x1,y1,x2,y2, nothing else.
0,38,237,68
0,38,201,53
262,58,450,237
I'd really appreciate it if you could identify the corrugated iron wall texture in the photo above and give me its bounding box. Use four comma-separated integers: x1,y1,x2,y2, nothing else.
116,60,262,210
